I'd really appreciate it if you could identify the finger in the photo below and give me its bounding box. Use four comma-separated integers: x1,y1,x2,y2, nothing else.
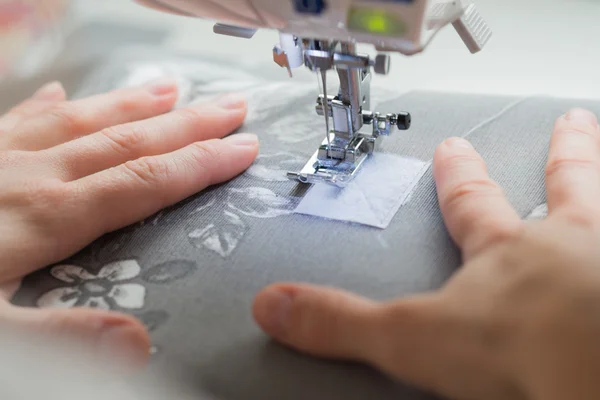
68,134,259,239
253,283,384,361
433,137,523,260
0,82,66,132
545,108,600,224
49,94,248,181
3,78,179,151
252,284,448,391
0,304,150,367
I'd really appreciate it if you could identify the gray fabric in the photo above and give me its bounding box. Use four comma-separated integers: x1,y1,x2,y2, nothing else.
12,48,600,400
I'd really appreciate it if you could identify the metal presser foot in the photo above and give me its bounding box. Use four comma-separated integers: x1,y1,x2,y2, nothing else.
285,41,411,187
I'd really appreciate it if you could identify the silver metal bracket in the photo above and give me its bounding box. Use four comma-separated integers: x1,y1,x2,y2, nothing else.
285,41,411,187
286,136,374,187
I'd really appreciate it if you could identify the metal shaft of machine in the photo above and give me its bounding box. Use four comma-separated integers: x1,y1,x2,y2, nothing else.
320,69,331,159
336,43,363,137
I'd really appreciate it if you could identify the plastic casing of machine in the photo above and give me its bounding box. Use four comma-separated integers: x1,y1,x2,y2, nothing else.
134,0,468,55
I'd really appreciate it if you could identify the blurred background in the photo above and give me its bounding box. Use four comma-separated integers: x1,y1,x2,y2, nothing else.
0,0,599,113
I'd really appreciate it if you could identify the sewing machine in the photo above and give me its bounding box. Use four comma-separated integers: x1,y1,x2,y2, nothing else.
135,0,491,186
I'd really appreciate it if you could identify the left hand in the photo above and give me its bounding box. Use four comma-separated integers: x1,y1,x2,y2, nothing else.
0,79,258,366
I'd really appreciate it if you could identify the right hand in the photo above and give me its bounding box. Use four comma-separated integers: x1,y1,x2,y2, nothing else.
253,108,600,400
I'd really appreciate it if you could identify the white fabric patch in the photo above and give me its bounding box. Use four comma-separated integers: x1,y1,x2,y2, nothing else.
294,153,430,229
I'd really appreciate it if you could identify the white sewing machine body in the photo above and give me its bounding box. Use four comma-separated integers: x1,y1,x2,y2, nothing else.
135,0,492,186
137,0,488,55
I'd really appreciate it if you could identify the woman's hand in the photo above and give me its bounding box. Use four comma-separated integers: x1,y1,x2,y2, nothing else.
0,79,258,366
253,108,600,400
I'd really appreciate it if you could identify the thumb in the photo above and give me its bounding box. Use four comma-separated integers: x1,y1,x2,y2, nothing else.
253,283,385,362
0,304,151,367
253,284,441,365
253,284,453,392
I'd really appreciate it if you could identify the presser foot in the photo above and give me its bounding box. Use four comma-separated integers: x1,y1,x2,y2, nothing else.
287,135,375,187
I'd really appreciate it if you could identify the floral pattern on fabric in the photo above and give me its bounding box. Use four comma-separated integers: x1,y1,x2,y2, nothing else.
37,260,146,310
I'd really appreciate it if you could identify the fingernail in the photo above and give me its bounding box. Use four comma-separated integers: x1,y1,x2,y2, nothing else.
33,81,64,101
99,325,148,366
255,288,293,336
445,137,473,149
145,77,178,96
565,108,598,127
216,93,246,110
224,133,259,147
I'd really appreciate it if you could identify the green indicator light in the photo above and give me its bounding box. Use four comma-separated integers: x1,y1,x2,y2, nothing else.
347,7,406,36
366,15,388,33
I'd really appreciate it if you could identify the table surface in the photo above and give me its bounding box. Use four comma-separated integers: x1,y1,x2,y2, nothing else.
68,0,600,100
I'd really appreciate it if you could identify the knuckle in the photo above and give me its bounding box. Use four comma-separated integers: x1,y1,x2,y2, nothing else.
443,178,501,209
556,126,599,141
123,156,172,187
458,214,523,254
441,152,486,172
186,141,222,184
545,157,597,178
176,107,205,127
25,180,69,205
99,125,145,156
114,90,145,115
189,141,222,166
477,218,523,248
48,103,84,134
18,180,72,224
